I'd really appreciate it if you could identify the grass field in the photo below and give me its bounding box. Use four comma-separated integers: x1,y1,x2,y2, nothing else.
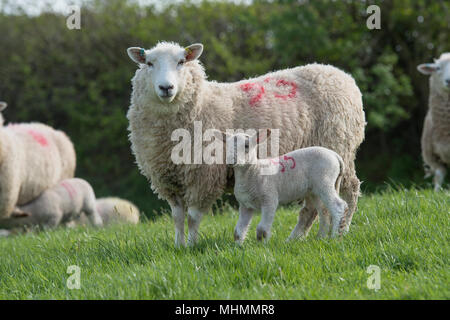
0,187,448,299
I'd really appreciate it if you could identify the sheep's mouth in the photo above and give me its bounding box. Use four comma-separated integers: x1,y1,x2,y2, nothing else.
157,93,175,103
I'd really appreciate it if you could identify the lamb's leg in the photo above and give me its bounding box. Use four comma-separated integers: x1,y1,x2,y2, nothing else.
340,172,361,234
317,204,332,239
234,206,254,244
288,196,318,240
84,206,103,228
433,166,447,191
0,172,20,219
320,190,348,238
256,202,277,242
187,206,204,246
169,199,185,247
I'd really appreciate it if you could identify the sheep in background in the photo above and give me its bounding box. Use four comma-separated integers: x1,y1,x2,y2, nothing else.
68,197,140,227
217,130,347,243
126,42,365,246
0,103,76,218
0,178,103,230
417,53,450,191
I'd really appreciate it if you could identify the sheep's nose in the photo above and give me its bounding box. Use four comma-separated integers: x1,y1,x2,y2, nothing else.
159,84,174,92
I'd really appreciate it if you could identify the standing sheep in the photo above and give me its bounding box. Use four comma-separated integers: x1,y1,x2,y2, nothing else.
0,178,103,229
126,42,365,246
217,130,347,243
417,53,450,191
0,103,76,218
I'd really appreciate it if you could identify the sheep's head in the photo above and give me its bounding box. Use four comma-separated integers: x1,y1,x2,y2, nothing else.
127,42,203,103
418,53,450,92
214,130,271,166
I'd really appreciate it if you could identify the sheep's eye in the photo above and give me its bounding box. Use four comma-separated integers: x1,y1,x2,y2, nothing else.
178,60,185,66
147,62,153,67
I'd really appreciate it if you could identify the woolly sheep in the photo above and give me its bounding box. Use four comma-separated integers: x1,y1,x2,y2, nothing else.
0,178,103,229
68,197,140,226
126,42,365,246
417,53,450,191
216,130,347,242
0,104,76,218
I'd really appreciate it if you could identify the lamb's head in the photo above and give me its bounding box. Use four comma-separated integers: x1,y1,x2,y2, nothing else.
127,42,203,104
214,130,271,166
418,53,450,93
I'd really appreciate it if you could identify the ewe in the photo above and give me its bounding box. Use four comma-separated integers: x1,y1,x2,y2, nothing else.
126,42,365,246
0,178,103,229
0,103,76,218
418,53,450,191
216,130,347,243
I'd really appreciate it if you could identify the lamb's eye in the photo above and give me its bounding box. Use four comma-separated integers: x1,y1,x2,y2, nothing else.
178,60,185,66
147,62,153,67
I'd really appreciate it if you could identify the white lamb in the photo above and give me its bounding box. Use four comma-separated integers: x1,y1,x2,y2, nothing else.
417,53,450,190
0,178,103,229
126,42,365,246
216,130,347,243
0,103,76,218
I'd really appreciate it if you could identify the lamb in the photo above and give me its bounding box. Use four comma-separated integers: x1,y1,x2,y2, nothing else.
0,178,103,230
417,53,450,191
216,130,347,242
126,41,365,246
0,103,76,218
68,197,140,226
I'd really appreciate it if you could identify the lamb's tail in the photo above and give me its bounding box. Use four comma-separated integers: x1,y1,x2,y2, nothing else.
335,153,345,194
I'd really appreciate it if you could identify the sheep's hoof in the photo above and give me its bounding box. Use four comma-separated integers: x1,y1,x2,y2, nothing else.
256,229,268,241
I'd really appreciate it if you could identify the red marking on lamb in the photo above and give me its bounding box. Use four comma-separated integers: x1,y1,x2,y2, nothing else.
270,158,286,172
60,181,77,200
26,129,49,147
283,155,296,169
274,79,297,99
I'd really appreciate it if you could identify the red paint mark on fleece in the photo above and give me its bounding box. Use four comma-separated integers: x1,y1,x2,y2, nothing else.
60,181,77,200
274,79,297,100
270,158,286,173
240,82,265,106
283,155,296,169
26,129,49,147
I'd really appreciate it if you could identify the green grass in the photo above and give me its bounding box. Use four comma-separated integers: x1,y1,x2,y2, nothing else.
0,187,448,299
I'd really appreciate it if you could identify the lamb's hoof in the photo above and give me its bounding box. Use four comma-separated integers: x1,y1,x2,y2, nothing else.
256,228,268,242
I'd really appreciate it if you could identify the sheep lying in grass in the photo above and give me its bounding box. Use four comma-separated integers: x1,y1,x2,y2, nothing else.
0,178,103,230
0,103,76,218
126,42,365,246
417,53,450,191
68,197,140,227
216,130,347,243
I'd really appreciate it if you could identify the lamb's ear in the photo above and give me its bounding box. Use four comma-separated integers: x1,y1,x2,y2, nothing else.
213,130,228,143
127,47,147,64
0,102,7,112
184,43,203,62
256,129,271,144
417,63,438,75
11,208,30,218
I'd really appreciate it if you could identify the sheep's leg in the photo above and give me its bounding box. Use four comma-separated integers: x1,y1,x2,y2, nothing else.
288,196,318,240
169,199,185,247
234,206,254,244
256,202,277,242
433,166,447,191
320,190,348,238
317,204,332,239
340,173,361,234
84,206,103,227
0,173,21,219
187,207,204,246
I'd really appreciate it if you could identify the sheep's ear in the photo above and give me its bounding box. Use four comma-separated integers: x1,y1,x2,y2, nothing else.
256,129,271,144
417,63,438,75
184,43,203,62
11,208,30,218
127,47,147,64
213,130,228,143
0,102,7,112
